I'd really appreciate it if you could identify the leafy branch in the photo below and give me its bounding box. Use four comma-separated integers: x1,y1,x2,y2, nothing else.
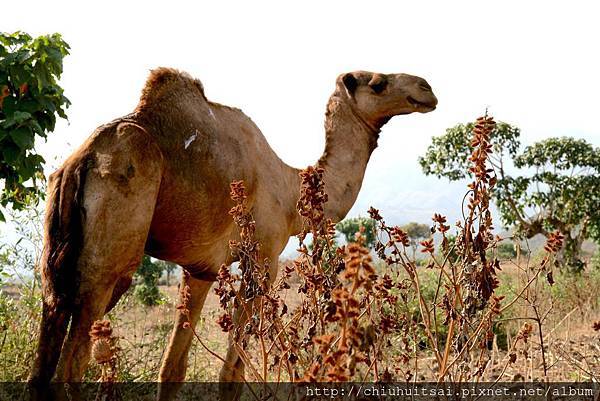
0,31,70,220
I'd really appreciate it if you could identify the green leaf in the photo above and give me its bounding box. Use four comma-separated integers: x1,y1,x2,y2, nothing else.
28,119,44,136
17,98,41,114
15,49,31,64
18,157,38,181
9,126,34,150
2,144,21,165
11,110,31,122
33,62,52,91
1,110,31,129
27,153,46,165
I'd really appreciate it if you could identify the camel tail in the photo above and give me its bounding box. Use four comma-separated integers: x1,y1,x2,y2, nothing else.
29,158,89,386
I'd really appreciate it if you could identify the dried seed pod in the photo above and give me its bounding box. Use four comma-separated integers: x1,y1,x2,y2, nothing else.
91,338,113,364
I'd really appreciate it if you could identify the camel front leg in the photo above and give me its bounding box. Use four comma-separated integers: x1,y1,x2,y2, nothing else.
219,252,279,401
218,298,251,381
158,276,213,400
217,287,254,401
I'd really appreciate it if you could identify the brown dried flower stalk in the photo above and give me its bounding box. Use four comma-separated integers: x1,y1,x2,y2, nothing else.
89,320,119,382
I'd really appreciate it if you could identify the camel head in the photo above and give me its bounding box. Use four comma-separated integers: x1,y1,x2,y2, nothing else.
337,71,437,128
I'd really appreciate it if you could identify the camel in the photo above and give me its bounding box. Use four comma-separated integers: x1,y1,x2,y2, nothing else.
28,68,437,398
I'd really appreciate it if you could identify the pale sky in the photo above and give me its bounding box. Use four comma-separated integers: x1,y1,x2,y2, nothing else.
3,0,600,235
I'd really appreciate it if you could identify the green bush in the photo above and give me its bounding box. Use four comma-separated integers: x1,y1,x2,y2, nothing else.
591,250,600,270
133,256,165,307
133,282,162,307
336,216,376,248
496,242,517,260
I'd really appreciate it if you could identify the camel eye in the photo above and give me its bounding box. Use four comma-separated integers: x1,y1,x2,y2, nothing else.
368,74,388,95
370,81,386,94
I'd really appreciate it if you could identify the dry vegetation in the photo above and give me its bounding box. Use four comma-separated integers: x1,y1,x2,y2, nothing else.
0,115,599,390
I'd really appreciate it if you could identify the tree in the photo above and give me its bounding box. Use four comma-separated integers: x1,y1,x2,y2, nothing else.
420,121,600,271
402,222,430,259
158,260,178,286
336,216,376,248
496,242,517,260
0,31,70,221
134,256,164,306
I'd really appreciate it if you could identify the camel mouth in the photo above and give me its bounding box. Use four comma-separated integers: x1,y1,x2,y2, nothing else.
407,96,436,111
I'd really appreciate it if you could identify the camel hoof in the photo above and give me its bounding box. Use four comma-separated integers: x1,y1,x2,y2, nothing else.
218,381,243,401
157,382,183,401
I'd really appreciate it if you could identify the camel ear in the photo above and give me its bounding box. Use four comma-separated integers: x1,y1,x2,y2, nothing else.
341,73,358,98
368,73,388,94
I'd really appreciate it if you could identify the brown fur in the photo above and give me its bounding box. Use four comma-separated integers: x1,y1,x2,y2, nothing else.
29,155,90,387
138,67,206,110
28,68,436,399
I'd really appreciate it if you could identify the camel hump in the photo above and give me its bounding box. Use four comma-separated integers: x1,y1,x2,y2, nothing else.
137,67,207,110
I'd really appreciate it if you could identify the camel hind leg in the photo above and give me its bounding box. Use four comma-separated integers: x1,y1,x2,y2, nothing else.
54,122,163,382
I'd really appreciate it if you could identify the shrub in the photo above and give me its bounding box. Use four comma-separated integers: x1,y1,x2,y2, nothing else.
497,241,517,260
133,256,164,307
591,250,600,270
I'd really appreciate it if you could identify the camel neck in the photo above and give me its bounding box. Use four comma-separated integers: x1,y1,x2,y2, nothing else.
314,95,381,223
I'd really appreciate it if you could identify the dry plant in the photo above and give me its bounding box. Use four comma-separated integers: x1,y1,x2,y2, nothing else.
89,319,119,400
174,114,594,388
90,320,119,382
176,170,386,388
368,116,568,384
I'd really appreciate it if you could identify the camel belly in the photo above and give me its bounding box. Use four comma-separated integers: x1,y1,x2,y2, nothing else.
143,179,243,278
145,209,237,268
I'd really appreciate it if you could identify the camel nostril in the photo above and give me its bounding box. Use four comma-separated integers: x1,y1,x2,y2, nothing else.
419,81,432,92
